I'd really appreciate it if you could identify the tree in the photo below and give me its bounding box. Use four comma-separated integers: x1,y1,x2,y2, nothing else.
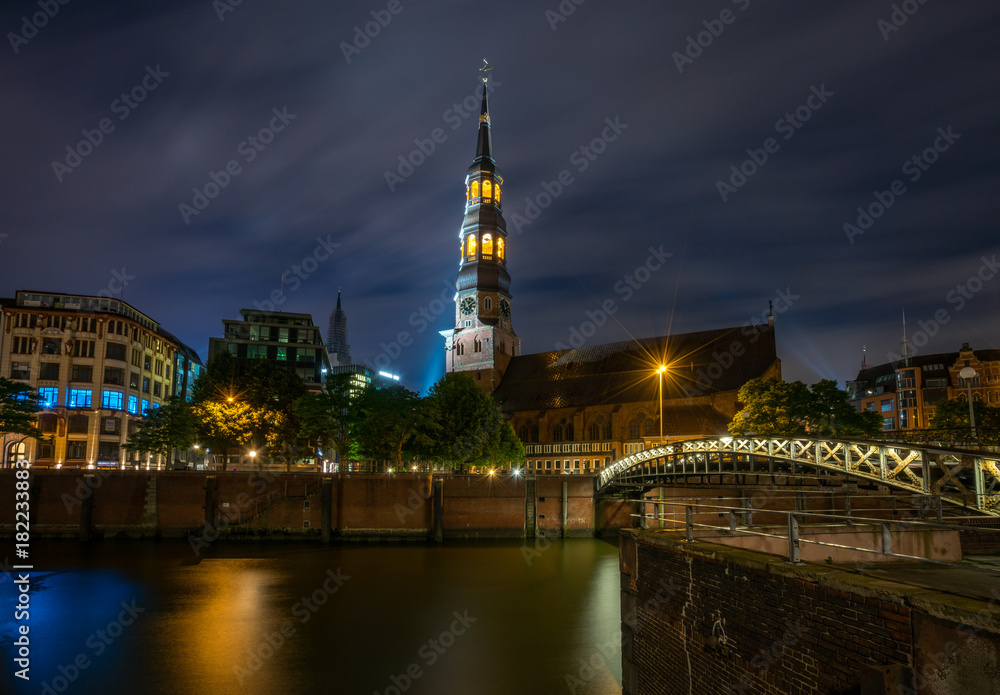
124,396,198,463
352,385,427,471
425,373,525,470
192,400,270,466
728,378,881,438
293,373,357,467
0,377,44,440
930,396,1000,440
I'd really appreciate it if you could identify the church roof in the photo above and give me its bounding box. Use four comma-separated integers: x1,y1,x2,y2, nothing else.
493,325,778,413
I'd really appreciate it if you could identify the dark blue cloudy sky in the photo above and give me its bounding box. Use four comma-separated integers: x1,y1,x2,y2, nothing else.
2,0,998,393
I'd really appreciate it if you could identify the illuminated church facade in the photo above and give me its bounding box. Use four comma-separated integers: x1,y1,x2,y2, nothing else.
442,72,781,474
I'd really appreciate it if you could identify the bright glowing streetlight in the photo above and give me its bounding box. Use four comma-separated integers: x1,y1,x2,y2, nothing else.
656,365,667,444
959,367,978,440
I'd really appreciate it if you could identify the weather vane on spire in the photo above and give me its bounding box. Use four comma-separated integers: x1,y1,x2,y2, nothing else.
480,58,492,84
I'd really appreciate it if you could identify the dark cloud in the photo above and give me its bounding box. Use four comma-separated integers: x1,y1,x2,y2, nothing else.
2,0,998,393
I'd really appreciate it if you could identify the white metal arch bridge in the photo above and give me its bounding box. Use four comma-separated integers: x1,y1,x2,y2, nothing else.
597,436,1000,516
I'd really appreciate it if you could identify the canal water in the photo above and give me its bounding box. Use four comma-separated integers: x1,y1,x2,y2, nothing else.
1,539,622,695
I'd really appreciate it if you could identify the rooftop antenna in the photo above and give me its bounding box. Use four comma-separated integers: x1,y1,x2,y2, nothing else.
901,309,911,367
862,344,868,370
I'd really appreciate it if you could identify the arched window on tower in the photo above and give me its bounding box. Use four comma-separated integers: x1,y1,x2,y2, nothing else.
456,341,465,356
482,179,492,201
481,234,493,259
589,423,599,440
553,424,563,443
470,181,480,200
495,185,501,203
519,425,530,442
474,338,482,353
484,297,492,311
566,423,574,442
497,237,505,261
466,235,476,260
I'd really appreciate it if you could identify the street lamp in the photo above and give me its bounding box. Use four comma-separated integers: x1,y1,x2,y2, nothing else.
959,367,978,440
249,450,257,471
656,365,667,444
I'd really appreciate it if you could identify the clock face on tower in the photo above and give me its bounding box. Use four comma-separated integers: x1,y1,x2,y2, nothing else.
499,298,510,318
460,296,476,316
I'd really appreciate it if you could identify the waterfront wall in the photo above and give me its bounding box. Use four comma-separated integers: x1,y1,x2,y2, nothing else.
0,470,638,541
619,530,1000,695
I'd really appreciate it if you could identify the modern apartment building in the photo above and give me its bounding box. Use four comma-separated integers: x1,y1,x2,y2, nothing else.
0,290,203,468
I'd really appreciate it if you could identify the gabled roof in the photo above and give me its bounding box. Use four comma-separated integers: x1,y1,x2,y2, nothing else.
494,325,778,413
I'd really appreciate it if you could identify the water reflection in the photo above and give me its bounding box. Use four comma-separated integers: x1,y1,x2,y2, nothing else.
1,540,622,695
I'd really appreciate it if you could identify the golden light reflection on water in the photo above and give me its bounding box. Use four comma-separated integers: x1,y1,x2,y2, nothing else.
156,559,288,694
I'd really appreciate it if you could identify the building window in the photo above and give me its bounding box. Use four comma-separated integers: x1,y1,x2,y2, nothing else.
102,390,124,411
589,423,599,440
71,365,93,382
128,395,139,415
899,390,917,408
467,234,477,259
495,185,501,203
38,388,59,408
482,235,493,258
141,399,150,416
519,425,530,441
42,338,62,355
154,359,164,376
474,338,482,353
566,423,574,442
482,179,492,200
15,313,37,328
276,347,287,361
456,341,465,356
10,362,30,380
68,415,89,434
103,417,120,435
66,441,87,460
68,389,92,408
484,297,492,311
38,414,58,433
142,377,150,394
143,355,152,371
629,420,640,439
130,372,140,389
12,337,33,354
883,417,895,431
470,181,480,199
153,382,162,397
39,363,60,381
106,343,126,361
104,367,125,386
532,423,540,442
497,237,505,260
97,442,120,462
553,425,563,442
881,399,894,412
248,345,267,359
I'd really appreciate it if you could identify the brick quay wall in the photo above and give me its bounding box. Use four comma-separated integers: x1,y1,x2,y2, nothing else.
0,470,637,541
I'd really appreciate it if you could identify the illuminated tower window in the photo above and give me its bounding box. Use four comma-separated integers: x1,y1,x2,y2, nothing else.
497,237,505,261
482,179,492,200
482,234,493,258
471,180,480,199
467,235,477,259
495,185,501,203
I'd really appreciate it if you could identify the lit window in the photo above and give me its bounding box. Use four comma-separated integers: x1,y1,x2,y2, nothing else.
128,395,139,415
141,399,150,416
482,179,492,200
38,387,58,408
482,234,493,257
495,185,501,203
497,237,505,260
467,235,476,258
68,389,92,408
471,181,479,199
102,390,124,411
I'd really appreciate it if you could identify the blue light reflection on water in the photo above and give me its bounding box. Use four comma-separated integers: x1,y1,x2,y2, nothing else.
1,539,622,695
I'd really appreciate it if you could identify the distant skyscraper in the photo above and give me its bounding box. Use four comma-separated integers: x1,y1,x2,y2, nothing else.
327,289,351,366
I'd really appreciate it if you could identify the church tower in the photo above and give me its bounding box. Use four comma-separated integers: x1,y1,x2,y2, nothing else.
327,288,351,366
441,63,520,392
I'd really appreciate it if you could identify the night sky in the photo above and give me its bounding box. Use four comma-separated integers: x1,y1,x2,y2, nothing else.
2,1,998,394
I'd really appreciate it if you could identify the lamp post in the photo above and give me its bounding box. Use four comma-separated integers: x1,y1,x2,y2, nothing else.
249,450,257,472
959,367,977,441
656,365,667,444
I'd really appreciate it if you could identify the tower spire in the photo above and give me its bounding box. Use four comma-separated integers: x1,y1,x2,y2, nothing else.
474,59,493,163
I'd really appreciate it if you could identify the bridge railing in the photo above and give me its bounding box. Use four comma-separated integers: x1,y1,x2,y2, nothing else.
598,436,1000,516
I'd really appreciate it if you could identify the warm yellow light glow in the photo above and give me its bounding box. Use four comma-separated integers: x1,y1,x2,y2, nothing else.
657,365,667,374
482,234,493,257
495,185,501,203
467,235,476,257
482,179,492,200
497,237,505,260
471,180,479,199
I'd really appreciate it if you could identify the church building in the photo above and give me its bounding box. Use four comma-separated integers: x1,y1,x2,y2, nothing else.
442,69,781,474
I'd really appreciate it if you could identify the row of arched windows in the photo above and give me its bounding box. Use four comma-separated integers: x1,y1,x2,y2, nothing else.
467,178,501,204
463,234,505,262
514,413,659,443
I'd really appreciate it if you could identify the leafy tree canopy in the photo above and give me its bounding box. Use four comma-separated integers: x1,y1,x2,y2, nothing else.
728,378,881,438
929,396,1000,440
0,377,45,440
124,395,198,458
